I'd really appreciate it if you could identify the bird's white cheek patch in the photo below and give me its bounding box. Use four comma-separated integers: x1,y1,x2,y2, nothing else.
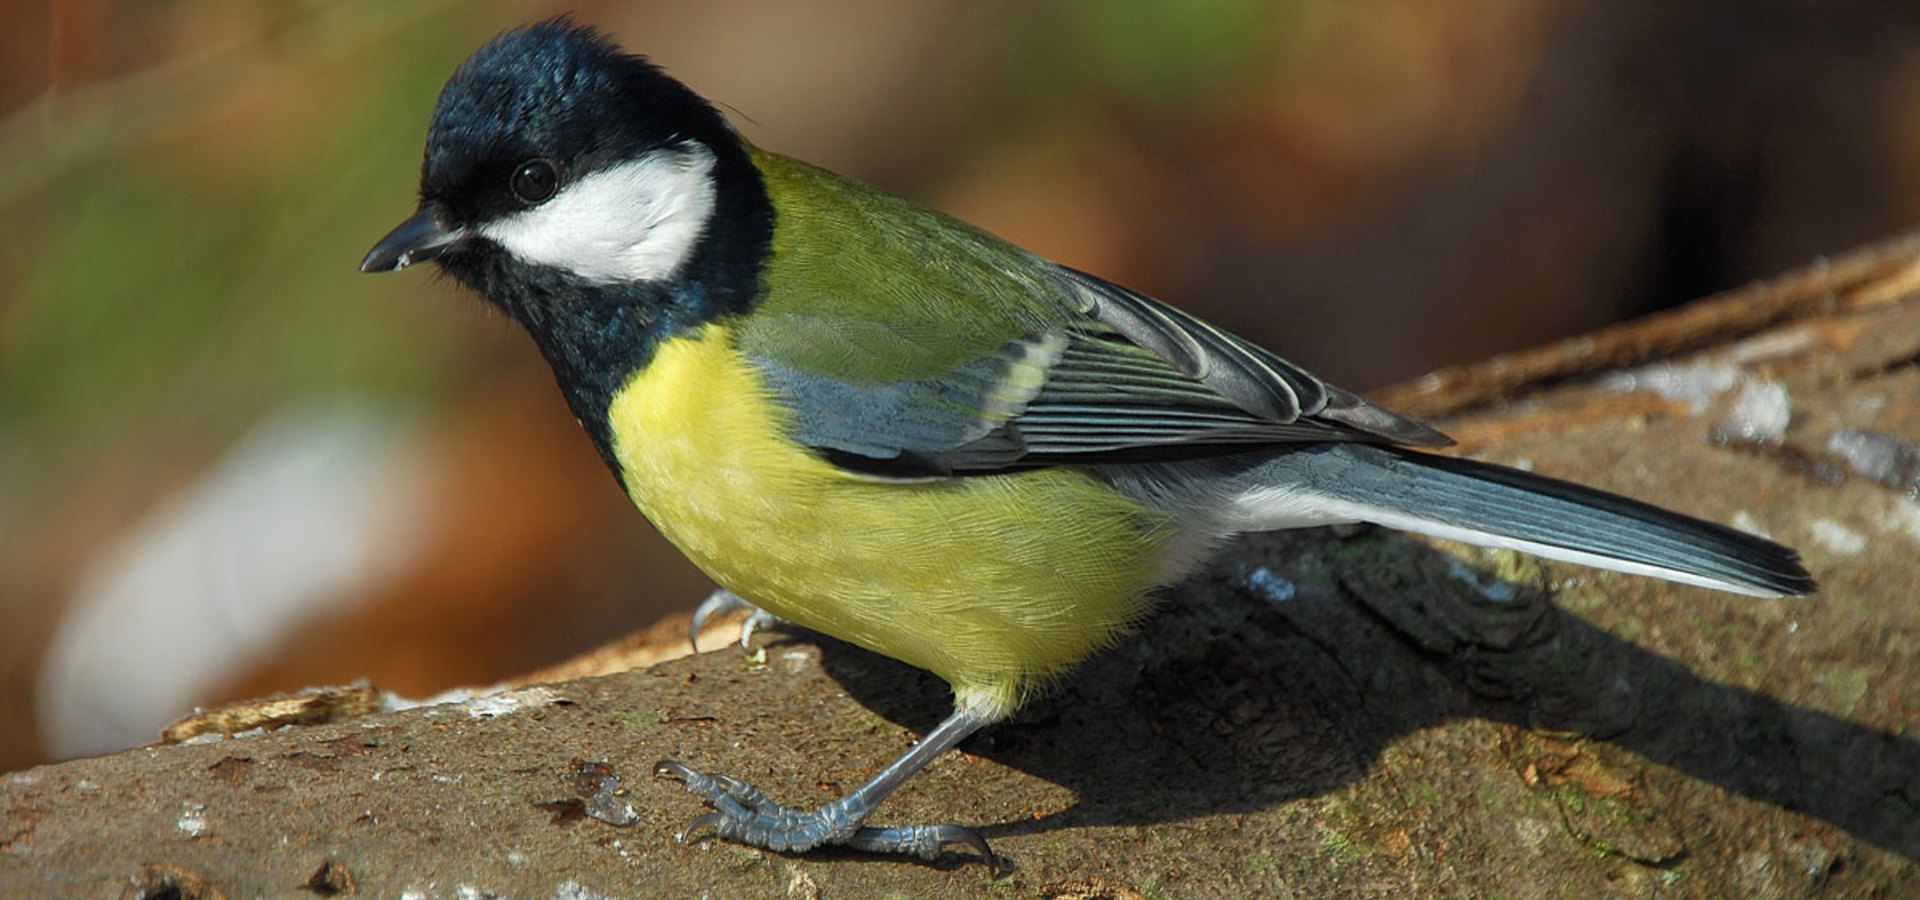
479,144,717,284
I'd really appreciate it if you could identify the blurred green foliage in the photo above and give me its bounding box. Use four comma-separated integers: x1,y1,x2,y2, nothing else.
0,1,522,530
994,0,1305,120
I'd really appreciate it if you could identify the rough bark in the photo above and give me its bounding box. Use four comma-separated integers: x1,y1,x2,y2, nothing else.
6,233,1920,899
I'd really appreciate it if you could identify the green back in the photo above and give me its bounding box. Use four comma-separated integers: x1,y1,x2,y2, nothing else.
737,148,1076,384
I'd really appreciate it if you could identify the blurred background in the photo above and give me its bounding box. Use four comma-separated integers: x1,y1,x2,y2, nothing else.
4,0,1919,769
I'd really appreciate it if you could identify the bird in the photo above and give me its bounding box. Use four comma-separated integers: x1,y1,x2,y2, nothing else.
361,19,1816,868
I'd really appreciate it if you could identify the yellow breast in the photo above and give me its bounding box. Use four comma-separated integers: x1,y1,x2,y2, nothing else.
606,323,1171,717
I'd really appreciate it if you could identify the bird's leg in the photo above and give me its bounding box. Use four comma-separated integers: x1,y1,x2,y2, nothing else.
688,588,784,652
655,704,999,866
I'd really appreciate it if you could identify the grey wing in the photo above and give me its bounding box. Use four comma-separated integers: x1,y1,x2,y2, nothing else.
751,265,1451,478
1025,267,1453,456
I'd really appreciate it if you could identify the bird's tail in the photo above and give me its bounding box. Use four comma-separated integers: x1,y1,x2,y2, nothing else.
1228,443,1816,598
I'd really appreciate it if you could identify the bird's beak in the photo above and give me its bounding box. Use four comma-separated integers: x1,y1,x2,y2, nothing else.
360,206,463,273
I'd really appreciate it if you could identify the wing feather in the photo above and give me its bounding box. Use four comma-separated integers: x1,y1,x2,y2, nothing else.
1052,267,1450,447
749,261,1450,477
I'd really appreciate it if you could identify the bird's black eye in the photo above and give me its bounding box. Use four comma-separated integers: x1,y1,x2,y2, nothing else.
510,159,559,203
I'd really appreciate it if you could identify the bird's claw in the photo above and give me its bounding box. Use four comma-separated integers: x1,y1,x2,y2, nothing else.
688,589,784,652
654,758,1000,869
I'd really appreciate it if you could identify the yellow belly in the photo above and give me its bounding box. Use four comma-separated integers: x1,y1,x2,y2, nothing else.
607,323,1171,718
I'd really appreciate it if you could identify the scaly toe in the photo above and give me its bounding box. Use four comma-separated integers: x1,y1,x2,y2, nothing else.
845,822,1000,866
656,759,786,813
678,810,728,844
653,759,695,782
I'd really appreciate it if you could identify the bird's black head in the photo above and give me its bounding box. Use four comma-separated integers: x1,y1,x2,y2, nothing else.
362,19,772,471
418,21,734,243
364,19,767,304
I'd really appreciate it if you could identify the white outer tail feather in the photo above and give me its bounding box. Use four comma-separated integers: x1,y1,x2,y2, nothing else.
1231,485,1788,599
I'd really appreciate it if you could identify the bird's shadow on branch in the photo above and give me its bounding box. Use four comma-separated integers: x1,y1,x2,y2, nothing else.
812,527,1919,863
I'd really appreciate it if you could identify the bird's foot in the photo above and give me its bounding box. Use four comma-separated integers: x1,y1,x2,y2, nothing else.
653,759,997,866
689,589,784,652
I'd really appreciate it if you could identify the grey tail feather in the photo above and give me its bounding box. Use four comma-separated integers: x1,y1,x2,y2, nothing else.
1239,443,1817,598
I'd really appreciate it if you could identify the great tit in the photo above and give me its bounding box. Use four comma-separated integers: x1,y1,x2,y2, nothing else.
362,20,1815,867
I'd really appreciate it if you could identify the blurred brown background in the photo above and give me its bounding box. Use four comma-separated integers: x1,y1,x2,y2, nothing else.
3,0,1918,770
